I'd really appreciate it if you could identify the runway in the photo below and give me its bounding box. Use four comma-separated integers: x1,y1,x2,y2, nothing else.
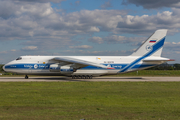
0,76,179,82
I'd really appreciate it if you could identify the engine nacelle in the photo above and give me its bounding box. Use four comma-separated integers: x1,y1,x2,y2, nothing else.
49,64,60,72
60,66,74,74
49,64,74,74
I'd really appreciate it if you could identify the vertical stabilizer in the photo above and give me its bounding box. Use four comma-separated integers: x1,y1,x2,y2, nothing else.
131,29,168,57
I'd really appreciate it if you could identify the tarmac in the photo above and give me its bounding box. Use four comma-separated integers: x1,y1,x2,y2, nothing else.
0,77,180,82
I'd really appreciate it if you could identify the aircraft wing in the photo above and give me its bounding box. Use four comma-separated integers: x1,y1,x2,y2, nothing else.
51,57,114,69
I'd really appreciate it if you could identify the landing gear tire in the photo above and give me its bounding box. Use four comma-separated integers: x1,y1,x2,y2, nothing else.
82,75,85,79
85,75,89,79
72,75,77,79
72,75,93,79
25,75,28,79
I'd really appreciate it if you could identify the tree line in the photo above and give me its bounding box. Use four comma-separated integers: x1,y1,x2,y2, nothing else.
147,63,180,70
0,64,4,72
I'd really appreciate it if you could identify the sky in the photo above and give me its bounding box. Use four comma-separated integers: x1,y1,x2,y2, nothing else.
1,0,180,63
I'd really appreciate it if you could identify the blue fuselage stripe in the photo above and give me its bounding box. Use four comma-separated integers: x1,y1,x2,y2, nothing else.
5,63,155,71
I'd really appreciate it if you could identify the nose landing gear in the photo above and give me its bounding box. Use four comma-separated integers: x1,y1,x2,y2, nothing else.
25,75,28,79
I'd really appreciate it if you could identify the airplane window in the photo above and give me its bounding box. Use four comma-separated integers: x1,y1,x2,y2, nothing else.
16,57,22,60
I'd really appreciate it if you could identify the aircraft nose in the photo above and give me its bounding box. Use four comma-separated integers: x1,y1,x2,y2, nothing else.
3,65,6,71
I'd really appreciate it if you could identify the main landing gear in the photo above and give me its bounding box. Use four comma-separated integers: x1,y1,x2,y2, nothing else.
25,75,28,79
72,75,93,79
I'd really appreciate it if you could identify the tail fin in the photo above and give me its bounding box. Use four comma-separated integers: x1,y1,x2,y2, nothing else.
131,29,168,57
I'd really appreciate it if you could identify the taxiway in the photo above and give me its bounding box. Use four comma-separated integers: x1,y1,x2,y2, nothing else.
0,77,179,82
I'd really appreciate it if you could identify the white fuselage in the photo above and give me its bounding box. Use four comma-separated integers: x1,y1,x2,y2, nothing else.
3,55,168,76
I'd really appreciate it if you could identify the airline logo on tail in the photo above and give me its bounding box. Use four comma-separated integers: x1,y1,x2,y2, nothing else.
146,45,152,51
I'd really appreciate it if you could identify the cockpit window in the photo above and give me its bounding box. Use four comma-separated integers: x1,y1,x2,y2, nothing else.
16,57,22,60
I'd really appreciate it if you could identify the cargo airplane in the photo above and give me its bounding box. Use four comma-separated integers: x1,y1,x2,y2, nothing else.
3,29,174,79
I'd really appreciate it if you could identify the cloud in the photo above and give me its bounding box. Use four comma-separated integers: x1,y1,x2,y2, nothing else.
5,0,180,44
70,0,80,6
0,1,179,36
0,0,179,43
21,46,38,51
115,9,180,35
61,49,134,56
100,1,112,9
44,9,127,34
88,37,103,44
11,49,16,52
163,42,180,62
69,45,93,49
104,35,127,43
89,35,145,45
88,26,100,32
122,0,180,9
0,1,128,45
0,51,8,54
164,42,180,51
89,35,126,44
75,1,80,5
7,0,65,3
21,38,75,50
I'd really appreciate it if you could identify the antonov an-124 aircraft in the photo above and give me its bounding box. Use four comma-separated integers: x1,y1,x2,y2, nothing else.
3,29,174,79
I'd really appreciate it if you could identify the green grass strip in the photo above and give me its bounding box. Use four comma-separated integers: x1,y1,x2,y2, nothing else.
0,82,180,119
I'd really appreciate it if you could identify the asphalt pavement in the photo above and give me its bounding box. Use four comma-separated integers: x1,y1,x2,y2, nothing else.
0,77,179,82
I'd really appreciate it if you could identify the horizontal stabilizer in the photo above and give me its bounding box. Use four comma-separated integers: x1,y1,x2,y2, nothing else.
143,59,174,63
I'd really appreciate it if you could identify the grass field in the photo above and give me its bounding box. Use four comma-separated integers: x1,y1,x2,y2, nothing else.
0,82,180,120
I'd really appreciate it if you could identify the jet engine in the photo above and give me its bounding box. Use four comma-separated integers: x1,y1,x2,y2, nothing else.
49,64,74,74
49,64,60,72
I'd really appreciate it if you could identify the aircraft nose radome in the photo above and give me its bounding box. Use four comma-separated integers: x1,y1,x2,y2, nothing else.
3,65,6,71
